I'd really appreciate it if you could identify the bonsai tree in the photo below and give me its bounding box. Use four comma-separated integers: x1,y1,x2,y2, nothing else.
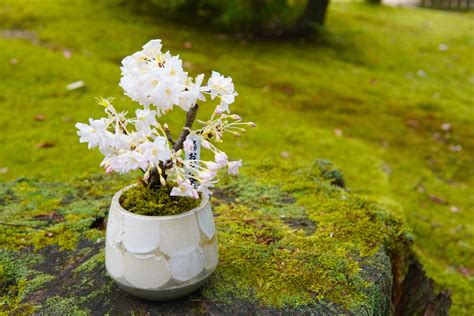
76,39,254,202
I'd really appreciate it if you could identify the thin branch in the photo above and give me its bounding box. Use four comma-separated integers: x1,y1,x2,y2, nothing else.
173,104,199,152
146,105,199,188
164,125,175,146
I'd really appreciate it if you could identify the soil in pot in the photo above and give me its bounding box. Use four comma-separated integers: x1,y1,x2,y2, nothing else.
119,183,201,216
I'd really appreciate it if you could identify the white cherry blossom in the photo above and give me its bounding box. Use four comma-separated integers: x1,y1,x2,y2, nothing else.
76,118,108,149
228,160,242,175
135,108,157,135
171,179,199,199
77,39,254,199
214,152,228,168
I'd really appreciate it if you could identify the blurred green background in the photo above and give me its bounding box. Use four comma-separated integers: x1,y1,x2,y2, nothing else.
0,0,473,313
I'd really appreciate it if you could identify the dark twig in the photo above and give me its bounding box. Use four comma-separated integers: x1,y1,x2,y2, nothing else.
164,124,175,146
145,104,199,189
148,167,160,189
173,104,199,152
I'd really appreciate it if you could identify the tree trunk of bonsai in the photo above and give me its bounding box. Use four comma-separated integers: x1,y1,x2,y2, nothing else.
147,104,199,189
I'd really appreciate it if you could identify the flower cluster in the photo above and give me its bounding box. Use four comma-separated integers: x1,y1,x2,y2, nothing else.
119,39,237,115
76,40,254,198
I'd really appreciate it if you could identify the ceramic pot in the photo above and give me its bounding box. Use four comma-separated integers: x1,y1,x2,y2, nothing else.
105,185,218,301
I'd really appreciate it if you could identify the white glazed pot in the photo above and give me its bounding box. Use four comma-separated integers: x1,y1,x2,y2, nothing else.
105,185,218,301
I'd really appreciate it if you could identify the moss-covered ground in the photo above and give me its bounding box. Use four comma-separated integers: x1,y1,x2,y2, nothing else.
0,0,472,313
0,163,406,314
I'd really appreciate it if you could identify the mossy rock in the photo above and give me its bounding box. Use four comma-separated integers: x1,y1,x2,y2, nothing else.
0,161,450,314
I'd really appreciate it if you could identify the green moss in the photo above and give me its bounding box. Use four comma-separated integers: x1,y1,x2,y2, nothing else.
42,296,89,315
0,251,43,313
0,177,121,252
201,161,409,311
119,183,201,216
23,272,55,297
73,251,104,274
0,164,408,312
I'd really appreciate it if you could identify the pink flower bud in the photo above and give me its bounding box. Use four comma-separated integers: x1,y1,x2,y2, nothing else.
231,114,242,120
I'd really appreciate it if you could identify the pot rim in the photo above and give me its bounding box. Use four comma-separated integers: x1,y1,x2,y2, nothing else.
112,183,210,220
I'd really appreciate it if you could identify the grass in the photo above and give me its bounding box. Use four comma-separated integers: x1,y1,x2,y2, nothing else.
0,0,473,313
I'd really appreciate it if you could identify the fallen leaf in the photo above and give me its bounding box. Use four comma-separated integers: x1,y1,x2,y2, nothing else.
441,123,452,131
35,141,55,149
63,49,72,59
407,119,419,128
0,167,8,174
34,114,46,121
457,267,472,277
429,194,445,204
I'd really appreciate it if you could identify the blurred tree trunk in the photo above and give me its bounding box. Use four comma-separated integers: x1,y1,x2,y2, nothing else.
298,0,330,29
